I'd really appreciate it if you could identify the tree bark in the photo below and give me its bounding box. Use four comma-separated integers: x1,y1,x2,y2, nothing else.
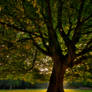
47,57,66,92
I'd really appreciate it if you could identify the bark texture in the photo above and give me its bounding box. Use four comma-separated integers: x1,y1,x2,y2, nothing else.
47,57,66,92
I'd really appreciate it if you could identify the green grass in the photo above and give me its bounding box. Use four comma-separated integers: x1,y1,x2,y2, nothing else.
65,89,92,92
0,89,92,92
0,89,46,92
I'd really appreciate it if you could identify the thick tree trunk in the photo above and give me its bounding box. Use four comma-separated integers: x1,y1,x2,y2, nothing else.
47,58,66,92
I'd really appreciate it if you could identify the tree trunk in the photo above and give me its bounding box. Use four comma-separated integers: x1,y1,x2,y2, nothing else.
47,58,66,92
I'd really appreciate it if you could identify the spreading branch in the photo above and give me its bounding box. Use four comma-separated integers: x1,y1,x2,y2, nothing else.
57,0,71,49
82,14,92,23
77,45,92,57
45,0,55,45
0,21,32,34
29,35,50,56
72,0,86,44
73,55,92,66
76,38,92,57
0,21,50,56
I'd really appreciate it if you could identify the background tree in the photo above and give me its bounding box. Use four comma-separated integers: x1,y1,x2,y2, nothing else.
0,0,92,92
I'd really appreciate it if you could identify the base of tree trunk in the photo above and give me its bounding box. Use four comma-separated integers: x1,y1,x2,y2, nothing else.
47,60,66,92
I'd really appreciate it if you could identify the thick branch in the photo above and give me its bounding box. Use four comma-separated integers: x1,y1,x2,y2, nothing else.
57,0,76,55
72,0,86,44
82,14,92,23
45,0,53,28
76,38,92,57
73,55,92,66
68,39,92,66
57,0,63,31
0,21,32,34
57,0,68,43
0,21,50,56
45,0,54,43
77,45,92,57
44,0,63,56
29,35,50,56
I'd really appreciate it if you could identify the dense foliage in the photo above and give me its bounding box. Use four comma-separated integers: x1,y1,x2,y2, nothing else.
0,0,92,92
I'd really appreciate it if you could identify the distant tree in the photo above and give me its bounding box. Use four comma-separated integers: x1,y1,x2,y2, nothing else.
0,0,92,92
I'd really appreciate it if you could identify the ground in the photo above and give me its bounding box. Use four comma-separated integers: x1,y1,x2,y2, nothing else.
0,89,92,92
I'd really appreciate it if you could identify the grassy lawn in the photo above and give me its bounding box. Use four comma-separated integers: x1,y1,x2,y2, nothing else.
65,89,92,92
0,89,92,92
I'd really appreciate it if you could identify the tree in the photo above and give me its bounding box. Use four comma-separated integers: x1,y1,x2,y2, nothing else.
0,0,92,92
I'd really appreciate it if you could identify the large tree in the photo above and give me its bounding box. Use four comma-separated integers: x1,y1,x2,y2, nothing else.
0,0,92,92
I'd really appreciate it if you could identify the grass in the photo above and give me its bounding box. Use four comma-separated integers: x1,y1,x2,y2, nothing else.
0,89,46,92
65,89,92,92
0,89,92,92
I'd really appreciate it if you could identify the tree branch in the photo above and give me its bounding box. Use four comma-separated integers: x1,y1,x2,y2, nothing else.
57,0,63,31
57,0,76,54
81,31,92,35
57,0,71,49
45,0,55,43
82,14,92,23
44,0,63,56
0,21,32,34
68,38,92,66
77,44,92,57
72,0,86,44
72,55,92,66
0,21,50,56
29,34,50,56
25,49,38,72
37,25,49,50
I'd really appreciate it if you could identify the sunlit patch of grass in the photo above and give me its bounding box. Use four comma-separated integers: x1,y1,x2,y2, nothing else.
65,89,92,92
0,89,46,92
0,89,92,92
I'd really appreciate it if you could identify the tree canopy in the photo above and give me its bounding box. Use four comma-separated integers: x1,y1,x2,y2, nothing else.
0,0,92,92
0,0,92,63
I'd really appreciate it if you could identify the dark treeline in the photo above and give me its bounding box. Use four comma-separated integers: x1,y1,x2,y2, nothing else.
0,80,33,89
0,80,48,89
65,81,92,89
